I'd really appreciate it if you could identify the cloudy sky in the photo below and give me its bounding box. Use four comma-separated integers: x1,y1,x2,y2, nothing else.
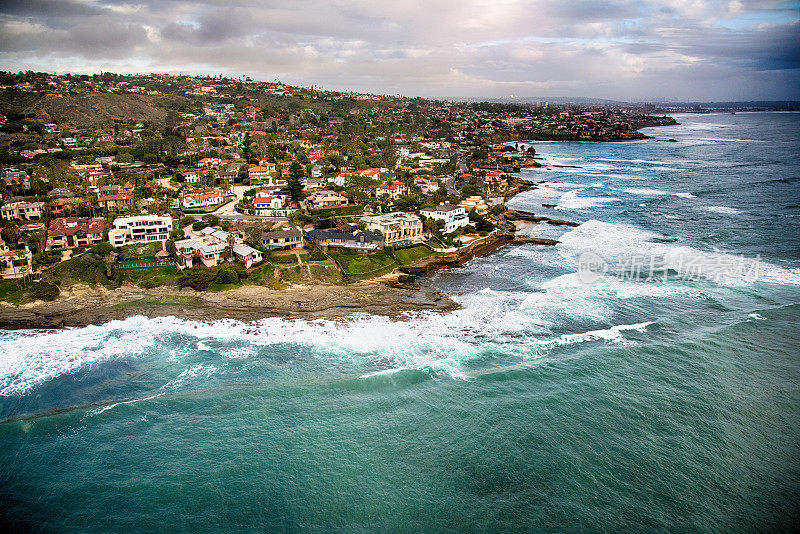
0,0,798,101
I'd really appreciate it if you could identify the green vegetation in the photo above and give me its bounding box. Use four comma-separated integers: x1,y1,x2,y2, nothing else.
393,245,434,265
120,241,164,257
332,249,396,276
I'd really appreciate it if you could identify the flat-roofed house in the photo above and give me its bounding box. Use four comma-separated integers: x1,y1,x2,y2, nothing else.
108,215,173,247
420,203,469,234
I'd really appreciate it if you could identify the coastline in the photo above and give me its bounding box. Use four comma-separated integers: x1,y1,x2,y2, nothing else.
0,277,459,329
0,179,548,329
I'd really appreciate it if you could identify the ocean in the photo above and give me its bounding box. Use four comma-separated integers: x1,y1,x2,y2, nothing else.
1,112,799,532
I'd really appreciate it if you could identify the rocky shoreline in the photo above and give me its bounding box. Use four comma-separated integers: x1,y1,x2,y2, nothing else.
0,177,578,330
0,278,459,329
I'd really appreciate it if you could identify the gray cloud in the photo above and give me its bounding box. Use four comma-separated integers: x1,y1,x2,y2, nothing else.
0,0,797,100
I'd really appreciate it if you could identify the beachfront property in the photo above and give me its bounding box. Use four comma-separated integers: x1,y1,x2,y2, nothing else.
108,215,173,247
0,239,33,279
260,227,303,250
360,212,424,246
45,217,106,250
0,200,44,221
421,203,470,233
175,226,262,268
306,228,384,253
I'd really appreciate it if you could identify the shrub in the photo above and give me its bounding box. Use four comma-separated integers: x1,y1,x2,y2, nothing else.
89,242,115,256
192,221,207,231
307,249,327,261
33,250,61,268
178,268,216,291
29,282,59,302
215,268,239,285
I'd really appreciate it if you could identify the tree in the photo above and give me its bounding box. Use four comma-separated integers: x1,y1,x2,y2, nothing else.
287,161,305,203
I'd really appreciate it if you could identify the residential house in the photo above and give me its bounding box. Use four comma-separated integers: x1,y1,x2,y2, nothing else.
374,181,408,200
248,165,275,183
0,201,44,221
253,195,283,210
260,227,303,250
306,190,348,209
306,228,384,253
414,177,440,194
108,215,173,247
420,203,469,234
232,244,263,268
0,240,33,279
360,212,424,246
180,191,224,209
46,217,106,250
175,226,261,268
51,197,87,216
460,196,489,216
97,193,134,211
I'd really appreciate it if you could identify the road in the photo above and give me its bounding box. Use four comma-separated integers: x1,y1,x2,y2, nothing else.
213,185,250,217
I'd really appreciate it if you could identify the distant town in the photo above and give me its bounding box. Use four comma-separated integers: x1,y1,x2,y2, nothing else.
0,71,677,303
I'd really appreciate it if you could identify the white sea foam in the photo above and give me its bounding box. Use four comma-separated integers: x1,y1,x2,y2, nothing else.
707,206,741,215
621,188,667,196
674,192,697,199
555,220,800,287
524,322,655,355
556,189,619,210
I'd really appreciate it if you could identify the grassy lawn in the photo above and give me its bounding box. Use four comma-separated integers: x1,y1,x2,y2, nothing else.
269,252,299,264
120,242,165,257
313,204,364,216
0,279,29,304
393,246,435,265
332,250,396,276
116,267,182,289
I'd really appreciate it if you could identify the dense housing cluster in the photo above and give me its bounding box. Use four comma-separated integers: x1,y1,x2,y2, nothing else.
0,71,673,293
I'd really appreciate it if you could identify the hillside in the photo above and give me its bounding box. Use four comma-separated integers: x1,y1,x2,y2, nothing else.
0,91,189,127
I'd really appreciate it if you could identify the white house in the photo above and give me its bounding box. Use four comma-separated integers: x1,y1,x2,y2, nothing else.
180,191,224,209
420,203,469,234
108,215,173,247
175,226,262,269
253,195,283,210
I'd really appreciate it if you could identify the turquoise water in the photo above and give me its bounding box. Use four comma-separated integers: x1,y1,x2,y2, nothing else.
1,113,799,532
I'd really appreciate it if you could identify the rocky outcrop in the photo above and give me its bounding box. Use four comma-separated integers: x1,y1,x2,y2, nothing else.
510,237,559,246
399,232,515,276
504,209,580,227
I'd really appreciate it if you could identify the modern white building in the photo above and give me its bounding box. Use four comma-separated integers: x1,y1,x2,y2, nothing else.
108,215,174,247
420,203,469,234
